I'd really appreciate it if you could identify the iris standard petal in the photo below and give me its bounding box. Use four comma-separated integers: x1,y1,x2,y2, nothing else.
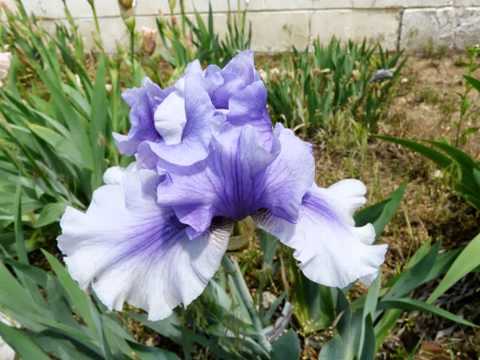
141,68,224,172
157,124,314,232
211,50,256,109
114,78,172,155
116,51,270,172
226,80,273,145
153,91,187,145
58,167,232,321
255,180,387,288
227,80,268,125
114,60,206,162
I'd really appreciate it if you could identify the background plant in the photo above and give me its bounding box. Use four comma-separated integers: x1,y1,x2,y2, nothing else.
155,0,251,75
0,1,143,255
266,38,406,135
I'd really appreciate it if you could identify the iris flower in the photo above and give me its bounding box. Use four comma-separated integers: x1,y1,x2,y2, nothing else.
58,51,387,321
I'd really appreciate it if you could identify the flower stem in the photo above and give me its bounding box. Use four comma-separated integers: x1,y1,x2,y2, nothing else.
87,0,105,51
222,255,272,353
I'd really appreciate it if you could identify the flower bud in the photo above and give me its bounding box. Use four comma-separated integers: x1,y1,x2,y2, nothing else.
119,0,136,9
124,16,136,34
0,0,9,10
141,26,157,56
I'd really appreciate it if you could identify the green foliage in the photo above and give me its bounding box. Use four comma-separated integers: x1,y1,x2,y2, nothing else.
271,330,301,360
156,0,251,70
0,253,181,359
0,2,137,241
454,46,480,146
266,38,406,134
428,233,480,303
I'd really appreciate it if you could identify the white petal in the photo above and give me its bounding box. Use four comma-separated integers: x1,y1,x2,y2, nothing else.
103,166,126,185
0,313,15,360
154,91,187,145
255,181,387,288
58,168,232,320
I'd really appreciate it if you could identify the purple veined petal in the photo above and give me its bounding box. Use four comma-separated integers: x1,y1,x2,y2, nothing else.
211,50,256,109
58,167,233,321
254,180,388,288
113,132,139,156
182,69,222,142
204,64,224,95
226,80,273,145
116,51,270,172
156,125,275,233
227,80,268,125
156,123,315,234
259,123,314,222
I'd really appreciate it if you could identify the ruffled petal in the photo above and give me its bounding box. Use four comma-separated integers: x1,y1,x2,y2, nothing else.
114,78,172,155
255,180,387,288
153,91,187,145
58,168,232,320
139,137,209,174
204,64,224,95
228,80,267,124
211,50,256,109
143,68,224,172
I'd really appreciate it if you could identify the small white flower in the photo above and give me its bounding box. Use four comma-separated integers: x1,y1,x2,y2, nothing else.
270,67,280,76
433,170,443,179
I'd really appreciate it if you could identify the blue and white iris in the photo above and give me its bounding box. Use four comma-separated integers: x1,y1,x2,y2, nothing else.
58,51,387,321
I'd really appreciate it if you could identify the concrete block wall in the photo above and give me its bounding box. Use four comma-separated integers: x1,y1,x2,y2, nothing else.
3,0,480,52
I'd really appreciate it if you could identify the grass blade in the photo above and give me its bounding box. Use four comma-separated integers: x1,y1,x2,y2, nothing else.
0,323,50,360
428,233,480,303
379,298,476,327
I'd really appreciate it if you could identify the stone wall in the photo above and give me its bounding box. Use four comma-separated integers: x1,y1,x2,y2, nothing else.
5,0,480,52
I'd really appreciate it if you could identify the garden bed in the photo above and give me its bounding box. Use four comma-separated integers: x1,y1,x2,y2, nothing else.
0,2,479,359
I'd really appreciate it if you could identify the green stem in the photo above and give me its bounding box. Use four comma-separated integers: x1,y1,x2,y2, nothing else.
222,256,272,353
130,27,135,66
87,0,105,51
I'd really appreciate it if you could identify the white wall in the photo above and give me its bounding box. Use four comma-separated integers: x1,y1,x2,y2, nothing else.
4,0,480,52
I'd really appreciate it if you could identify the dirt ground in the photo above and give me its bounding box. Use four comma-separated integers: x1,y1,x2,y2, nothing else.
309,53,480,359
